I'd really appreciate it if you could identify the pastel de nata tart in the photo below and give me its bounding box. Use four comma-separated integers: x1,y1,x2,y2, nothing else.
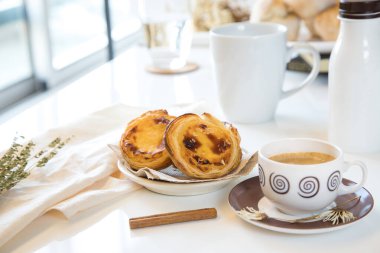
119,110,175,170
165,113,242,179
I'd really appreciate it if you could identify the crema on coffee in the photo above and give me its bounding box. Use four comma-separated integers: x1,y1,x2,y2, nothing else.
269,152,335,165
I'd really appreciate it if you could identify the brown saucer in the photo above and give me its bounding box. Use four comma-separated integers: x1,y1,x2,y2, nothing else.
145,62,199,75
229,177,374,234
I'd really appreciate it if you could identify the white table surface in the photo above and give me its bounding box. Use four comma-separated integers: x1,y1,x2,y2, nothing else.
0,46,379,253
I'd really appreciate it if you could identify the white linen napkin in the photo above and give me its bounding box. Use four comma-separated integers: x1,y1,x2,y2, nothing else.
49,172,141,218
0,101,209,248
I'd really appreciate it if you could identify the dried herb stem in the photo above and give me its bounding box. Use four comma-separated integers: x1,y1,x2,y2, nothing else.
0,136,71,195
238,196,361,225
26,137,71,172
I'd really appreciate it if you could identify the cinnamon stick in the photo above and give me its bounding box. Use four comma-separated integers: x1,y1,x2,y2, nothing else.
129,208,217,229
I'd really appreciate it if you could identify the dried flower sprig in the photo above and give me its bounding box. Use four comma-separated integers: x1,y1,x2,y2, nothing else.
0,136,71,195
237,196,361,225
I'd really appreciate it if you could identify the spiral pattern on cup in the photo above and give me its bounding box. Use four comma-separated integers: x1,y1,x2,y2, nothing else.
269,173,289,194
258,164,265,186
298,176,320,198
327,171,341,191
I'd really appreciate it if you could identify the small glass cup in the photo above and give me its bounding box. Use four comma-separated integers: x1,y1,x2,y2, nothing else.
139,0,193,70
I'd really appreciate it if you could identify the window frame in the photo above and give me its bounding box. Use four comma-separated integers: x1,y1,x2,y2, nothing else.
0,0,141,112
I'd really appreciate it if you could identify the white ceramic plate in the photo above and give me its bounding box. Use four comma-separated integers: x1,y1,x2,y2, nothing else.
193,31,335,53
288,40,334,54
117,160,236,196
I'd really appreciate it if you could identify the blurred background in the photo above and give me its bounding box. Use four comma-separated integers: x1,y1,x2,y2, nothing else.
0,0,141,112
0,0,338,113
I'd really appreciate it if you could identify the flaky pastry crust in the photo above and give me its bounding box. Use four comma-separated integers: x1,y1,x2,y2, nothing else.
119,110,175,170
165,113,242,179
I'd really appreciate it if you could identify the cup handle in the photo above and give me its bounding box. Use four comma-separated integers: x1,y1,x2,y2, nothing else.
338,161,368,195
281,43,321,99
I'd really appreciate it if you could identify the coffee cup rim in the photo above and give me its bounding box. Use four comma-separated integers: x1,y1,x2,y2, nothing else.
258,138,343,167
210,22,287,39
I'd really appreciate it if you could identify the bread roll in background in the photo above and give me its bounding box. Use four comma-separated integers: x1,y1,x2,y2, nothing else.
193,0,340,42
250,0,300,40
283,0,336,19
192,0,234,32
270,15,300,41
313,5,340,41
303,17,319,40
192,0,250,32
250,0,288,21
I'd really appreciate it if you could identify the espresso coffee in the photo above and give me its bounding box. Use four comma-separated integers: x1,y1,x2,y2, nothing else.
269,152,335,165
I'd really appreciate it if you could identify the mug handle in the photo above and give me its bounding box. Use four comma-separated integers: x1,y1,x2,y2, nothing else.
338,161,368,195
281,43,321,99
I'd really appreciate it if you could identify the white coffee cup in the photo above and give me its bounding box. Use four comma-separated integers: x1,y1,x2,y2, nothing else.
258,138,368,215
210,22,321,123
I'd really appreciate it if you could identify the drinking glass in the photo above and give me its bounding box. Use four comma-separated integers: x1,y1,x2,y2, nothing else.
139,0,193,70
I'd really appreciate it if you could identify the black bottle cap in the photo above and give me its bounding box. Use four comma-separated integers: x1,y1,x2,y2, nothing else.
340,0,380,19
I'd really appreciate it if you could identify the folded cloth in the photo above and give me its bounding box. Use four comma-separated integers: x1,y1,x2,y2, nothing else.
0,102,209,247
49,171,141,219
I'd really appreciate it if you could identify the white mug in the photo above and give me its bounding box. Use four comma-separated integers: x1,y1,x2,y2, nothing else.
258,138,368,215
210,22,320,123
